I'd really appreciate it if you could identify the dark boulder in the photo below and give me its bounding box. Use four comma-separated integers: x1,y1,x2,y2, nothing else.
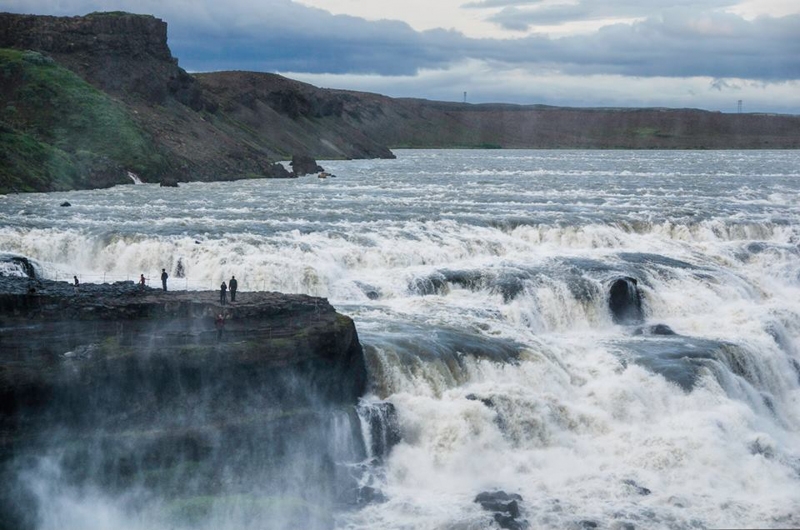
358,401,401,461
354,281,381,300
633,324,676,336
622,479,651,496
60,201,71,207
290,154,325,177
494,512,528,530
475,491,522,516
475,491,527,530
609,277,644,324
0,254,37,279
159,175,179,187
265,162,293,179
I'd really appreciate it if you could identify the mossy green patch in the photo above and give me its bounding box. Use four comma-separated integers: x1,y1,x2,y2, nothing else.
163,494,333,527
0,48,167,193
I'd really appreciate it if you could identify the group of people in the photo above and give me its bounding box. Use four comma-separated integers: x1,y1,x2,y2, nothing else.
136,269,169,290
138,270,239,306
219,276,238,304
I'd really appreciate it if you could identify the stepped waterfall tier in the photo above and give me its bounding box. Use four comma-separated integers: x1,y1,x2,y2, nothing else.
1,149,800,529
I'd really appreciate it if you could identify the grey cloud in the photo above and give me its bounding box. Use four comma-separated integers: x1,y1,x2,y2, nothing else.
461,0,544,8
1,0,798,82
481,0,738,30
710,79,741,91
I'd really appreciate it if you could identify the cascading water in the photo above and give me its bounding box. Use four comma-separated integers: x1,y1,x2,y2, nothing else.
1,149,799,529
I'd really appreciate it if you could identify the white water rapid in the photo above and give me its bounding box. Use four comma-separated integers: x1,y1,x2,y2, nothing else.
1,149,799,529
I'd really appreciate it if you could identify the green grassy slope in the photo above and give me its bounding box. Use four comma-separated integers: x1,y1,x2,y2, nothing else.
0,49,166,193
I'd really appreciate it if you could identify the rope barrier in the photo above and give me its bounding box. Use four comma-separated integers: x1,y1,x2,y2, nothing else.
35,266,251,291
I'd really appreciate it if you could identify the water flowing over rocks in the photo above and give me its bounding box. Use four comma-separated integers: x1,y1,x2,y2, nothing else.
608,277,644,324
474,491,528,530
0,275,369,529
357,401,401,461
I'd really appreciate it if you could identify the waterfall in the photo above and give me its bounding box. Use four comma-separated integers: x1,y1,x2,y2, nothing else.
128,171,143,185
1,149,800,529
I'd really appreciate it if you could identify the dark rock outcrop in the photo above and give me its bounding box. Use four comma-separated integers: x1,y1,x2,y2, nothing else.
608,277,644,324
290,154,325,177
0,12,199,106
475,491,528,530
159,175,179,187
633,323,676,336
0,253,37,279
622,479,652,496
0,275,368,529
357,401,401,461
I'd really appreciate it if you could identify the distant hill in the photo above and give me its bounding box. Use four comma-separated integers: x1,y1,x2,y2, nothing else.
1,11,799,193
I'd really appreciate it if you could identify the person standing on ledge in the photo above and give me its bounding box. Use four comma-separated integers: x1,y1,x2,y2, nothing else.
73,276,79,291
229,275,238,302
220,280,227,305
215,313,225,341
139,274,146,289
161,269,168,291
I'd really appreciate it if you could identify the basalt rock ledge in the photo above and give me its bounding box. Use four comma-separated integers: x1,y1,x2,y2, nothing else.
0,276,368,529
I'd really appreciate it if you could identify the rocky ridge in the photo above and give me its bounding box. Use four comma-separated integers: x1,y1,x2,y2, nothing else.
0,274,368,528
1,11,800,194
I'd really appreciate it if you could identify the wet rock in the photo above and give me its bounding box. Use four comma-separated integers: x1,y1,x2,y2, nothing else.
475,491,527,529
616,335,756,392
159,176,179,187
578,521,598,529
290,154,324,177
409,272,449,296
60,201,71,207
608,277,644,324
466,394,495,408
358,401,401,460
633,324,676,336
265,162,293,179
475,492,521,518
622,479,651,496
354,281,381,300
0,254,38,279
494,512,527,530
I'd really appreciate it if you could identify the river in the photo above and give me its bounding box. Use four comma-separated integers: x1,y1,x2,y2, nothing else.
1,149,799,529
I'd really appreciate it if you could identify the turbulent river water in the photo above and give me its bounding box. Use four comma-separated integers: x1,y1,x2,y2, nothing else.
2,149,800,529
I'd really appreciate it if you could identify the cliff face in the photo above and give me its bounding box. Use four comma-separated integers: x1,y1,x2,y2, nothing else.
0,275,368,529
0,12,196,106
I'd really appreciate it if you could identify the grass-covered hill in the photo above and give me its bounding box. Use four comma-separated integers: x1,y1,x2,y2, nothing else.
0,48,169,192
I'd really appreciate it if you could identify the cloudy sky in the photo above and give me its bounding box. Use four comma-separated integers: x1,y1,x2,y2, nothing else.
3,0,799,113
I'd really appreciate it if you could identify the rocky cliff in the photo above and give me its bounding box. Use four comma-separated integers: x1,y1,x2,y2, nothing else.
0,275,369,529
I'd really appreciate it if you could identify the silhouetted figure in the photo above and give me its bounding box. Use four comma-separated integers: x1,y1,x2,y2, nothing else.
161,269,168,291
220,281,227,305
215,313,225,341
229,275,238,302
73,276,79,286
139,274,146,289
